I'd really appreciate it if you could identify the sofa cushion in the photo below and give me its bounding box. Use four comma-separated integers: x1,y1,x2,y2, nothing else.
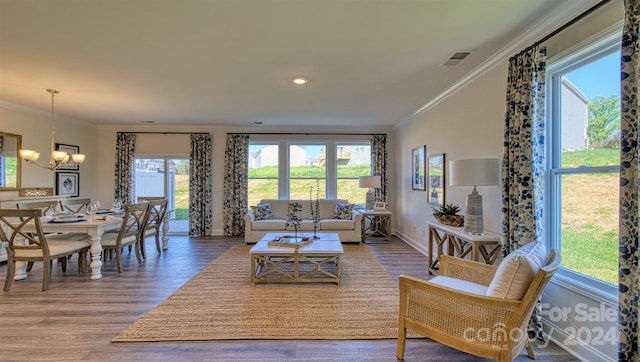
251,204,274,220
485,241,547,300
319,199,348,219
251,219,287,230
320,218,355,230
334,203,354,219
429,276,488,296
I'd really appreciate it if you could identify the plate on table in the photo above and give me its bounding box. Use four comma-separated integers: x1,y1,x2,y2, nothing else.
95,209,112,215
50,215,87,223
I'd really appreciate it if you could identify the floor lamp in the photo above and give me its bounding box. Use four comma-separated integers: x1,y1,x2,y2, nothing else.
359,175,381,210
448,158,500,234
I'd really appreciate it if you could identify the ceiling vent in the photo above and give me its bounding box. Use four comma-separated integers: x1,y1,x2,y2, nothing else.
441,51,472,67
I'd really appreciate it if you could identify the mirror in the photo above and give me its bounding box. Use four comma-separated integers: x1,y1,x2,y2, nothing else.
0,132,21,190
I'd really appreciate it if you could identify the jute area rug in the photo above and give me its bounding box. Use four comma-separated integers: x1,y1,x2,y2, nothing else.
112,244,402,342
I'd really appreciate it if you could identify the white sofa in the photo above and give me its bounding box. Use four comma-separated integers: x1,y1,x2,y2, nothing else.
244,199,363,243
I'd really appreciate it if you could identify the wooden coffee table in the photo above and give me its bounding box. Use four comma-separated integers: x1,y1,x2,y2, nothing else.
250,232,343,285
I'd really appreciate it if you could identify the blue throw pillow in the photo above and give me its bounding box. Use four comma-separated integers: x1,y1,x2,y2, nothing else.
333,203,354,220
251,204,274,220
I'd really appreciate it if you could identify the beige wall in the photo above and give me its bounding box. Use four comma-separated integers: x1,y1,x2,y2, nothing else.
0,103,98,198
394,62,506,255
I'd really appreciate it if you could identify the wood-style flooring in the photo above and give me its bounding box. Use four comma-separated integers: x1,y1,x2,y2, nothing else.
0,235,577,361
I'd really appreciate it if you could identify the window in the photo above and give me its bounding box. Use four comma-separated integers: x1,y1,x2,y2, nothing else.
548,33,620,290
248,144,279,207
336,142,371,205
289,144,326,200
248,138,372,207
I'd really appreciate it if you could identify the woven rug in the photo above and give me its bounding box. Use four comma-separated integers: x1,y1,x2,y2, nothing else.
112,244,402,342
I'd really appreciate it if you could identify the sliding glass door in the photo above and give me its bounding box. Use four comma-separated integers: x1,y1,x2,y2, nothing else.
134,158,189,235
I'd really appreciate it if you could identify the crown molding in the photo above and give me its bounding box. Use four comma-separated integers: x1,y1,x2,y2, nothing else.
395,0,605,128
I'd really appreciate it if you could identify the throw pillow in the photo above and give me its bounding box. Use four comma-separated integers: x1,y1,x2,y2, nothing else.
251,204,274,220
485,241,547,300
333,203,354,220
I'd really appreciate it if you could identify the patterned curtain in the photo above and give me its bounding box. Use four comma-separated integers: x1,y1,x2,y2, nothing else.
619,1,640,358
189,133,212,237
371,134,388,203
501,46,547,339
114,132,136,204
223,134,249,236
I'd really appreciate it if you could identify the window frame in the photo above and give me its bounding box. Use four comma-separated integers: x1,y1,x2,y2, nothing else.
249,136,372,201
545,31,620,301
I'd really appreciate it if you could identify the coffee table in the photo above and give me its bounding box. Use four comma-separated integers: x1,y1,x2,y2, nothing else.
250,232,343,285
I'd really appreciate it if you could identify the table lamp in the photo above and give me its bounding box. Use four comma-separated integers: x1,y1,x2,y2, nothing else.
359,175,381,210
448,158,500,234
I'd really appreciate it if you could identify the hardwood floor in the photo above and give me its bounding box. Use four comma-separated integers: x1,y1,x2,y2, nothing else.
0,236,576,361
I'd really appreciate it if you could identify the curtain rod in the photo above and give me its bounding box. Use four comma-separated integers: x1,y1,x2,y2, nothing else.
117,131,210,135
227,132,386,136
512,0,611,59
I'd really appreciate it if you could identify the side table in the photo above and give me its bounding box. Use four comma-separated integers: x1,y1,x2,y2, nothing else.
426,220,502,274
360,209,392,243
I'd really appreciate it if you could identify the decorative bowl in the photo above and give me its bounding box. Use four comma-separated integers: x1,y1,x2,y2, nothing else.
434,214,465,227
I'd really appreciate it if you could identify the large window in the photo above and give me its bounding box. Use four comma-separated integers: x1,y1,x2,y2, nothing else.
548,34,620,289
248,138,372,207
248,144,279,207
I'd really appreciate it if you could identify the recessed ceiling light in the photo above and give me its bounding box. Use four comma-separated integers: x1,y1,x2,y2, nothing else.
292,76,308,85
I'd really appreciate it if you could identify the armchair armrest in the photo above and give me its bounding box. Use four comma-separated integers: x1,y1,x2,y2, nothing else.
398,274,521,349
439,255,497,286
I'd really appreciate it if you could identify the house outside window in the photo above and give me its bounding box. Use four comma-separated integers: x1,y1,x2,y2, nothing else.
547,32,620,293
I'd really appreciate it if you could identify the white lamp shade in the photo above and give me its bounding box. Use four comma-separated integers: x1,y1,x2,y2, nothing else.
71,153,86,163
359,175,381,188
449,158,500,186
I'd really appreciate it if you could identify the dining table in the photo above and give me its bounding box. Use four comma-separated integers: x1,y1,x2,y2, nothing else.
14,216,122,281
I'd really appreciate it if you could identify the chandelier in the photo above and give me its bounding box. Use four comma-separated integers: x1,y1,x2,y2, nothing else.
19,89,86,171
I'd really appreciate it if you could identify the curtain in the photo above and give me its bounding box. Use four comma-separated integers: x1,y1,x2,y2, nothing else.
371,134,388,203
619,0,640,359
501,45,547,339
223,134,249,236
114,132,136,204
189,133,212,237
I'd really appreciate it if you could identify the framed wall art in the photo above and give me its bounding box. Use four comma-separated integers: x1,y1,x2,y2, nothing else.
55,143,80,170
411,146,426,191
56,172,79,197
428,153,445,206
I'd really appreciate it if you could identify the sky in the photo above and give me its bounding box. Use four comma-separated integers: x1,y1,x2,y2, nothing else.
564,51,620,99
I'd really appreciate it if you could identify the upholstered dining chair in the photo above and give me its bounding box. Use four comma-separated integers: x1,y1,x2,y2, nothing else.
15,200,90,271
397,242,560,362
100,202,151,273
0,209,90,291
138,198,168,258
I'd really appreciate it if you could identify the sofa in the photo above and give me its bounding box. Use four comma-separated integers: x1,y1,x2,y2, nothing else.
244,199,363,243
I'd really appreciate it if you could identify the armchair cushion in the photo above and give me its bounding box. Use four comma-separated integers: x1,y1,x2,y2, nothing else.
333,203,354,219
251,204,274,220
485,241,547,299
429,276,488,296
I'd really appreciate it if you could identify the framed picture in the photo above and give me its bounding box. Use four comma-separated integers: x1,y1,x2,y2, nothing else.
428,153,445,206
56,172,79,197
373,201,387,210
55,143,80,170
412,146,426,191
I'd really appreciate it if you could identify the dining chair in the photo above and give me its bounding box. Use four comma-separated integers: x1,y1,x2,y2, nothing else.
15,200,90,272
100,202,151,273
0,209,90,291
138,198,168,258
59,198,92,214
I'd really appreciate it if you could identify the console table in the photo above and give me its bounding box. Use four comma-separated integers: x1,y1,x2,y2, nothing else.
426,221,502,274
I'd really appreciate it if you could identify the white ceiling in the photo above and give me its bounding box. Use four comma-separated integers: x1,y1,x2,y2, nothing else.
0,0,598,129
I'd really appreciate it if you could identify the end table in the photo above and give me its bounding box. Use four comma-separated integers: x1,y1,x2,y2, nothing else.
360,209,392,243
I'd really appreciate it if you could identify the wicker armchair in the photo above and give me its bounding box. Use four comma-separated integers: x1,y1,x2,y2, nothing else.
397,248,560,362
